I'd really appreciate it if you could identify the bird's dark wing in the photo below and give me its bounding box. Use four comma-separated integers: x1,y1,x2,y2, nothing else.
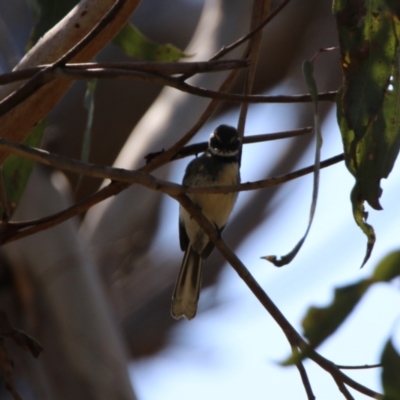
179,218,189,252
200,224,225,259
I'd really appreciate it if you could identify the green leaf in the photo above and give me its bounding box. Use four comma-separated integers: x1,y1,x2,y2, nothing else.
372,250,400,282
334,0,400,141
381,339,400,400
262,60,322,266
113,23,189,62
2,119,46,216
27,0,79,47
334,0,400,265
302,280,371,348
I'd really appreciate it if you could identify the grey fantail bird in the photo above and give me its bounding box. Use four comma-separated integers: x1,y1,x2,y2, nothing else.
171,125,241,320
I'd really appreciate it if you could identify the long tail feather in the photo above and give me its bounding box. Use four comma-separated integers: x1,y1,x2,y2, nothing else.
171,245,202,320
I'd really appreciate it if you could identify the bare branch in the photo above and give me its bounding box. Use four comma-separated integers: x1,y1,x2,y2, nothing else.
0,60,249,86
292,347,315,400
332,376,355,400
336,364,382,370
237,0,270,136
60,64,337,103
0,133,343,244
211,0,292,61
308,350,381,398
0,66,338,118
0,137,344,197
172,194,381,400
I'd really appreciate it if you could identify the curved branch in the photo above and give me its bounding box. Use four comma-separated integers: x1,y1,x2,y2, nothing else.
0,66,338,114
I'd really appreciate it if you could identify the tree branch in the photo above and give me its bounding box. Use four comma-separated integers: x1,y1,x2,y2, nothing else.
0,66,338,118
0,134,343,244
211,0,292,61
237,0,270,136
332,376,355,400
173,193,382,400
145,126,313,162
0,60,249,86
0,137,343,196
336,364,382,370
292,346,315,400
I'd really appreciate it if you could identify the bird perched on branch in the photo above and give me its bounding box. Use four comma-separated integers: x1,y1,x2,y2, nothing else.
172,125,241,320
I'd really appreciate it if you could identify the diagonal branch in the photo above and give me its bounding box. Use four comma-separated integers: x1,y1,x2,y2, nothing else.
237,0,270,136
292,346,315,400
211,0,292,61
173,193,382,400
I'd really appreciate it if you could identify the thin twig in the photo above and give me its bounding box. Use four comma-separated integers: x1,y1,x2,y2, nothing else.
0,60,249,86
0,52,336,119
145,127,313,163
336,364,382,370
307,350,381,398
36,66,341,104
211,0,292,61
332,376,355,400
292,347,315,400
237,0,270,137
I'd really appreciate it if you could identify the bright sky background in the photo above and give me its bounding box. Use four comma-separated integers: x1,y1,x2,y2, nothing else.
129,96,400,399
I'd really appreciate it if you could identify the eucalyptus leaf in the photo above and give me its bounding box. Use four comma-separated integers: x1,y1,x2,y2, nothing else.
334,0,400,266
372,250,400,282
381,339,400,400
28,0,78,47
262,60,321,266
302,280,370,348
113,23,189,62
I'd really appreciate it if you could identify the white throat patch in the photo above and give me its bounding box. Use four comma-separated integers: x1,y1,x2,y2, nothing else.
209,147,239,157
